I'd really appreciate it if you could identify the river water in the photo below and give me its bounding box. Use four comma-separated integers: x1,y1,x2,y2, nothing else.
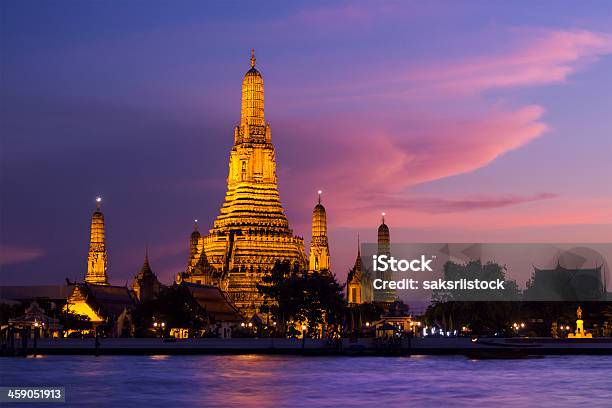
1,355,611,407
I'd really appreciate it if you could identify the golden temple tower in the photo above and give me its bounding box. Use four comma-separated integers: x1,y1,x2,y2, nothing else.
375,212,395,302
85,197,109,285
186,50,306,317
309,190,330,272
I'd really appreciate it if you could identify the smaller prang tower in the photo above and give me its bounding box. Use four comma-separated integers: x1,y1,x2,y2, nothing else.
85,197,109,285
309,190,330,272
374,212,395,302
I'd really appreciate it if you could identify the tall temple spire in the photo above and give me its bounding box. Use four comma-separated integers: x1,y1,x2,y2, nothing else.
250,48,256,68
309,190,330,272
376,212,395,302
188,53,306,317
85,196,109,285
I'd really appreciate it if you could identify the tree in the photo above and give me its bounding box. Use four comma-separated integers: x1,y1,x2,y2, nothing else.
132,285,209,337
426,260,521,335
257,261,347,337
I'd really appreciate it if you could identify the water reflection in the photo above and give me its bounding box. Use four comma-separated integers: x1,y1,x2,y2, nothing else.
1,355,611,407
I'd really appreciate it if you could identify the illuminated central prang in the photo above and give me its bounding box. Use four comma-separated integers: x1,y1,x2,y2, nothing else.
178,50,306,317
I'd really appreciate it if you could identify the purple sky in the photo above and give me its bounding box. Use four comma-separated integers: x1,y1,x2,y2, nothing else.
1,1,611,286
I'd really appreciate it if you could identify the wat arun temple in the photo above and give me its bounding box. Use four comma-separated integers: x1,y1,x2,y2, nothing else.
72,51,396,319
175,51,309,316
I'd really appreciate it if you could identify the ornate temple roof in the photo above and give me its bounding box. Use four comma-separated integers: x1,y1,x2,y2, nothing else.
68,283,136,319
182,283,243,322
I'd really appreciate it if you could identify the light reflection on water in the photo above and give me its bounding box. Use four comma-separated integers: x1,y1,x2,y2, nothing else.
1,355,611,407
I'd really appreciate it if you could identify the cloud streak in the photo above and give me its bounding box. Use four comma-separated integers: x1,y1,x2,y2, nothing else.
275,28,612,228
0,245,45,266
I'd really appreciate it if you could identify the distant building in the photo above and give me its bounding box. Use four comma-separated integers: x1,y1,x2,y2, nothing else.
525,263,606,301
132,250,161,302
347,237,373,304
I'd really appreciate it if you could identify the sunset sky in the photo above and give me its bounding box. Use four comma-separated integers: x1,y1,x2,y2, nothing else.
1,1,611,286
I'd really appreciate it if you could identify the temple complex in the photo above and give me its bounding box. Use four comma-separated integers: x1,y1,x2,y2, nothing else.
309,191,330,272
85,197,108,285
179,51,306,317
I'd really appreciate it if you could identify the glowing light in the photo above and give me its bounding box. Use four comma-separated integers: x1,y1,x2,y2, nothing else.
96,197,102,203
381,212,386,216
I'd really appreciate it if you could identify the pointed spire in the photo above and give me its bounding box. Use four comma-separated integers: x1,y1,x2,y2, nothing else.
317,190,322,204
140,247,152,275
250,49,256,68
381,211,386,224
357,233,361,256
194,219,199,231
95,196,102,211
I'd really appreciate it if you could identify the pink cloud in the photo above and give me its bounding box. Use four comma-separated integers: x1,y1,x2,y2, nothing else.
406,29,612,95
275,28,612,231
0,245,45,266
278,105,549,226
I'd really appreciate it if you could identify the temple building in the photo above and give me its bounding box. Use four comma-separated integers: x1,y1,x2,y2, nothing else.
525,263,606,301
65,198,136,335
132,250,161,302
347,236,374,305
85,197,108,285
309,191,330,272
374,213,396,303
180,51,307,317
